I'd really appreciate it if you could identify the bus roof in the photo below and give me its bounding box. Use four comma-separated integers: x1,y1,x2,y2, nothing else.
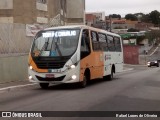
44,25,121,38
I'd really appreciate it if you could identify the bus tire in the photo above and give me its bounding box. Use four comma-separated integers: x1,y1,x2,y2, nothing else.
103,69,113,81
39,83,49,89
79,75,87,88
107,68,113,80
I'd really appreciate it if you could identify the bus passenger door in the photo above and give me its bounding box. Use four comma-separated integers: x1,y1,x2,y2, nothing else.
80,29,91,81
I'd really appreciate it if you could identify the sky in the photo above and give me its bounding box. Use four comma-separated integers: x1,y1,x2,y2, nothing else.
85,0,160,17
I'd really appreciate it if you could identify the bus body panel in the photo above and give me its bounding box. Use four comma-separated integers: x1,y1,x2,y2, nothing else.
103,52,123,76
80,51,104,81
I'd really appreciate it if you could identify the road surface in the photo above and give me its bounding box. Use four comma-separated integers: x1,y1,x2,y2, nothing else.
0,65,160,120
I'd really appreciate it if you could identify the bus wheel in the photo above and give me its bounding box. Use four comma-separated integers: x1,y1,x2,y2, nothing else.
39,83,49,89
108,69,113,80
103,69,113,81
79,75,87,88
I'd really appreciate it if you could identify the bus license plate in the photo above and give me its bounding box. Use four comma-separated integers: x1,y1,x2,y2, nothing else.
46,74,54,78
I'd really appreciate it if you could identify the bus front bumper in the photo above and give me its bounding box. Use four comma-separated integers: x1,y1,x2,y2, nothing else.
28,68,80,84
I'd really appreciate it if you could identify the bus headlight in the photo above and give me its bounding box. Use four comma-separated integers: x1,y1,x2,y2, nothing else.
29,66,33,70
71,75,77,80
29,75,33,80
70,65,76,69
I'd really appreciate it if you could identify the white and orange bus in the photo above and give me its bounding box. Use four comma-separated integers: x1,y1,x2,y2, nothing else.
28,25,123,89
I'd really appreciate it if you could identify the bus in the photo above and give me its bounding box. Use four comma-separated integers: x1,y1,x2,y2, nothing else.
28,25,123,89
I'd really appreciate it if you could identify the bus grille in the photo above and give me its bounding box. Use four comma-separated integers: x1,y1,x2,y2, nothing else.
36,75,66,81
35,61,66,69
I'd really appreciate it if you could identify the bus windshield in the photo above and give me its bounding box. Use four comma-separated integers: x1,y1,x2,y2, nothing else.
31,29,80,57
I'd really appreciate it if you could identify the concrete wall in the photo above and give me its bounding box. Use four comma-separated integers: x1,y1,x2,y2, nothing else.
0,23,33,54
66,0,85,24
66,0,84,18
48,0,60,18
13,0,37,24
0,0,13,9
0,55,28,84
0,0,85,24
0,17,13,23
0,0,49,24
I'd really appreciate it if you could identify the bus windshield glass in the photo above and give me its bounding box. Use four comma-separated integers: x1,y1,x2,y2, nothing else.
31,29,80,57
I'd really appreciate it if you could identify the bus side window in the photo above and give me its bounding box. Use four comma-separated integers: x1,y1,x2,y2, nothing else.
107,35,115,51
91,31,100,51
80,29,90,59
98,33,108,51
114,37,122,52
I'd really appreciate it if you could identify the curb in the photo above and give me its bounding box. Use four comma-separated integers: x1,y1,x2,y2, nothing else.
0,83,37,93
124,64,147,67
122,68,134,72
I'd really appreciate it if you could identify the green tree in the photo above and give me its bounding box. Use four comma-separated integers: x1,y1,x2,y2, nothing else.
149,10,160,26
125,14,138,21
141,14,151,23
134,13,144,21
109,14,121,19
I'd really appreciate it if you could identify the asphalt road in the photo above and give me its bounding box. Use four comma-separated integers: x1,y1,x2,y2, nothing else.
0,65,160,120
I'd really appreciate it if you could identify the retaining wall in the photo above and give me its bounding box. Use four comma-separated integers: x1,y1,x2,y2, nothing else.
0,55,28,84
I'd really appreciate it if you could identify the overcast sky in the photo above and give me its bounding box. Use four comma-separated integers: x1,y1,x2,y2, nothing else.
85,0,160,17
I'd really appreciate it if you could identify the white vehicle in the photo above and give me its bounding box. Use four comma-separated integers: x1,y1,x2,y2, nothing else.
28,25,123,89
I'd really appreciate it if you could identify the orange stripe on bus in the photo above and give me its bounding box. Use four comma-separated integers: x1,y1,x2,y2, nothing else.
28,54,48,73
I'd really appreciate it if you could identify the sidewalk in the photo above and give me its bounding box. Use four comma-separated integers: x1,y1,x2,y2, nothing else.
0,80,37,92
0,80,30,88
123,67,134,72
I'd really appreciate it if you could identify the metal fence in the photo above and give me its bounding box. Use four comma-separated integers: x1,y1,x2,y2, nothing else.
0,14,62,57
0,23,34,57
